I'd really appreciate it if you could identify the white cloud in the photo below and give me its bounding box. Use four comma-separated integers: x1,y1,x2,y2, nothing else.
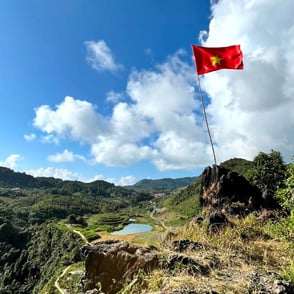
117,175,136,186
32,52,208,170
84,174,107,183
26,167,80,181
34,96,108,143
197,0,294,162
41,134,59,144
0,154,23,169
87,175,116,184
24,168,117,185
85,40,123,72
32,1,294,172
24,133,36,141
32,51,208,170
47,149,85,163
106,90,124,103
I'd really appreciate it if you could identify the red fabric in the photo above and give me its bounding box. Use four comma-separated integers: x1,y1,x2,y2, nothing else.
192,45,244,75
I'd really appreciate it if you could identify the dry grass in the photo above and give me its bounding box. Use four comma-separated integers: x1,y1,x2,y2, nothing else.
122,214,294,293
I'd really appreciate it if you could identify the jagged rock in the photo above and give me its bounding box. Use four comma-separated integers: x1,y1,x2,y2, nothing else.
81,240,158,294
200,165,263,215
170,240,205,252
249,271,294,293
164,254,210,276
207,210,228,232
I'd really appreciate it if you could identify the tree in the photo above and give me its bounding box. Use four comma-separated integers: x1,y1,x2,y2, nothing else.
252,150,286,207
68,214,77,224
276,158,294,211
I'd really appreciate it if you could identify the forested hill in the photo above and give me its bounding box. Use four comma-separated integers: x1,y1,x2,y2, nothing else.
126,158,255,191
127,177,197,191
0,166,115,192
0,166,198,193
220,158,255,180
0,158,254,192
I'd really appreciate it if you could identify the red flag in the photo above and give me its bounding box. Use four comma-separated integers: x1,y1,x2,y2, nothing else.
192,45,244,75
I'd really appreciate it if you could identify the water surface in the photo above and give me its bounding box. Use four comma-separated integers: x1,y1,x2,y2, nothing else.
111,223,152,235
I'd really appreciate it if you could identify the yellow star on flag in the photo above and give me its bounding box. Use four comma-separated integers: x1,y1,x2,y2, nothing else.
210,55,223,66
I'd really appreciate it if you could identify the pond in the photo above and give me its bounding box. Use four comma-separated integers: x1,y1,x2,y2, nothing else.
111,223,152,235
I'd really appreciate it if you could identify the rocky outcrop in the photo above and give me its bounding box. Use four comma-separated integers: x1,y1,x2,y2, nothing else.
200,165,263,216
169,240,206,252
249,271,294,293
164,254,210,276
81,240,158,294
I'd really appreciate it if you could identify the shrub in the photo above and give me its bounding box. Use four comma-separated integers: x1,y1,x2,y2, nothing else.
251,150,286,207
276,158,294,211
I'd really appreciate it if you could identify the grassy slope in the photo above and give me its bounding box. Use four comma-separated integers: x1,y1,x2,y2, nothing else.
160,176,201,219
123,214,294,293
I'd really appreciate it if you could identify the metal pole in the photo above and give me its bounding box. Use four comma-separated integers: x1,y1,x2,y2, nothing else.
196,74,217,166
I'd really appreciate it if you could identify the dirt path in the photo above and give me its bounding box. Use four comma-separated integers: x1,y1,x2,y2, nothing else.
72,229,89,244
150,208,170,231
55,226,89,294
54,265,71,294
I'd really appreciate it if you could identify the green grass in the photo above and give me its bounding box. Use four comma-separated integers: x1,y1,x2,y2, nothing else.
87,212,129,228
63,212,132,242
58,262,85,293
74,226,100,241
122,213,294,293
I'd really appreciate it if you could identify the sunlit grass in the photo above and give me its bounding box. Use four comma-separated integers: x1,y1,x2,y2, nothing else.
122,213,294,293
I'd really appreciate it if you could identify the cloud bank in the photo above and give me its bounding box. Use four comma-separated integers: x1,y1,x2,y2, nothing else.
198,0,294,162
32,0,294,174
33,51,209,171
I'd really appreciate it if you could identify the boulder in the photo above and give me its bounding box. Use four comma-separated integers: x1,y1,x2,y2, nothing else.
81,240,158,294
249,271,294,293
207,210,228,232
200,165,263,215
164,254,210,276
169,240,205,252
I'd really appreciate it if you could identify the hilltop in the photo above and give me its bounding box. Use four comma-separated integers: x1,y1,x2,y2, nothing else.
0,151,293,293
126,177,197,191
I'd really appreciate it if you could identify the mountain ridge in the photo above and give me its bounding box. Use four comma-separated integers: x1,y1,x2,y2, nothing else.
0,166,198,192
0,157,255,192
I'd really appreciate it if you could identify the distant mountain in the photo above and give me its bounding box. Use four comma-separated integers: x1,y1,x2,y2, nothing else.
128,158,255,193
0,166,114,191
0,157,253,192
127,177,197,191
0,166,197,196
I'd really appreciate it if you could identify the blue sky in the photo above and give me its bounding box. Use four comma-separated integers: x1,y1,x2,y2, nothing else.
1,0,294,185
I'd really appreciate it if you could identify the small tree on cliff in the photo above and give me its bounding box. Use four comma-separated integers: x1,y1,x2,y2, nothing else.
252,150,286,207
276,157,294,211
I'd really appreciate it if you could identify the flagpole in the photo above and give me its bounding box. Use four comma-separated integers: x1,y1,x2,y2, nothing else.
191,44,244,166
196,73,218,166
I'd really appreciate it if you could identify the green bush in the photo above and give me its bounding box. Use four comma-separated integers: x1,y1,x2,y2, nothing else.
251,150,286,207
276,158,294,211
